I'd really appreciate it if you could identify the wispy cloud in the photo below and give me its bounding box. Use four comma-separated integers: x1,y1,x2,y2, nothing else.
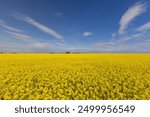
12,12,63,40
0,42,52,52
28,42,53,50
110,33,116,41
83,32,93,37
104,1,150,52
120,33,143,41
0,40,66,52
119,2,147,35
0,19,36,42
90,41,119,52
0,18,65,52
0,19,22,33
89,39,150,52
137,21,150,32
5,30,35,42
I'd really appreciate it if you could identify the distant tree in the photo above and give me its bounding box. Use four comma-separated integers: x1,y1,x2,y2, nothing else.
49,52,54,54
65,52,71,54
12,52,17,54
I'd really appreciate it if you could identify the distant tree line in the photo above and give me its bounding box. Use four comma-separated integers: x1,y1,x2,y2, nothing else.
0,52,17,54
0,51,82,54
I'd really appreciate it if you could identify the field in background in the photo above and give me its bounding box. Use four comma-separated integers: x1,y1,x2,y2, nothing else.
0,54,150,100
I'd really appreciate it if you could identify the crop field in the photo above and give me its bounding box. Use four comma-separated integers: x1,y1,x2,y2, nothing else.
0,54,150,100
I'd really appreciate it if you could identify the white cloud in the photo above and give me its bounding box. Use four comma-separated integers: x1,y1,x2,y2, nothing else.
137,21,150,32
119,2,147,35
83,32,93,37
91,41,119,51
0,19,35,42
5,31,34,42
29,43,52,49
89,39,150,52
121,33,143,41
110,33,116,41
0,42,52,52
112,33,116,39
0,18,64,52
0,40,66,52
0,19,22,33
12,12,63,40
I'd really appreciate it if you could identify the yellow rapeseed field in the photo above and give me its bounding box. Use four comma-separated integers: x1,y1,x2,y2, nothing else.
0,54,150,100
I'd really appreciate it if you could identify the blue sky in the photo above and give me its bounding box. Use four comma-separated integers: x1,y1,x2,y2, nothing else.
0,0,150,52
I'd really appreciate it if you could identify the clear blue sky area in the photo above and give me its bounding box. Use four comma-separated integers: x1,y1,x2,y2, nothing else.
0,0,150,52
